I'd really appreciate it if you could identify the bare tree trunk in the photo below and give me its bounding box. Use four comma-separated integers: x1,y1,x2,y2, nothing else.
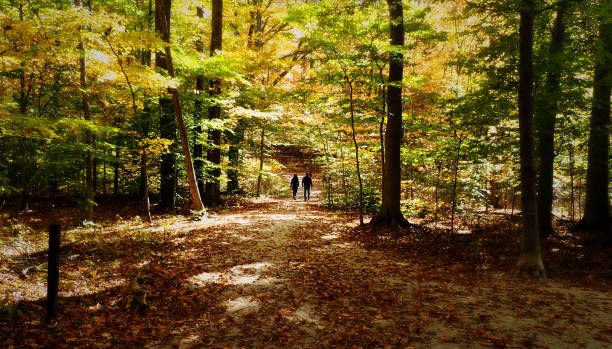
165,46,204,211
581,0,611,239
370,0,408,227
75,0,94,221
434,162,441,227
155,0,176,210
193,6,205,194
345,76,364,225
451,139,460,234
205,0,223,206
536,3,567,238
339,142,348,210
256,128,264,197
113,146,120,196
379,69,386,184
517,0,545,277
569,143,575,221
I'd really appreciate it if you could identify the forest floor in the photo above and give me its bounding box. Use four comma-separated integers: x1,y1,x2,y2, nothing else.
1,173,612,348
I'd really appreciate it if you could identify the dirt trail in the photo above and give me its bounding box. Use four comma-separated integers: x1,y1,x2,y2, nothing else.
2,174,611,348
159,179,611,348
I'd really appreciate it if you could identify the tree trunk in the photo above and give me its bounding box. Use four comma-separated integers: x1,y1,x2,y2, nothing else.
113,147,120,196
379,70,386,184
517,0,545,277
156,0,176,210
346,78,364,225
164,50,204,211
434,162,441,226
569,143,575,221
256,128,264,197
536,3,567,239
451,137,460,234
193,6,205,195
75,0,94,221
581,0,611,239
205,0,223,206
227,120,245,193
370,0,408,227
340,141,348,209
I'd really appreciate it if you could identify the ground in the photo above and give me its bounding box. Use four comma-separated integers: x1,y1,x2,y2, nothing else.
1,174,611,348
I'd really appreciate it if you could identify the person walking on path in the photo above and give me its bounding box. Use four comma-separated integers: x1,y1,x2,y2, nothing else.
290,174,300,200
302,173,312,201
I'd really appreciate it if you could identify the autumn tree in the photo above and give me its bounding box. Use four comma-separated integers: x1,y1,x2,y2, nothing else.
517,0,545,277
205,0,223,207
535,1,569,239
370,0,409,227
155,0,177,210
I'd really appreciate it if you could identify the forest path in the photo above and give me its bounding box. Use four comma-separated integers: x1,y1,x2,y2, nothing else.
154,182,611,348
3,175,611,348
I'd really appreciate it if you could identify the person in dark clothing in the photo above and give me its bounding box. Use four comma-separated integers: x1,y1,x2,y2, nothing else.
290,174,299,200
302,173,312,201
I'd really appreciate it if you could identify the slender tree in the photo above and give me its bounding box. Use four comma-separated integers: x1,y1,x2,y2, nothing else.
193,6,206,195
205,0,223,206
155,0,177,209
165,45,205,211
536,2,568,239
75,0,94,221
370,0,408,227
517,0,546,277
581,0,611,239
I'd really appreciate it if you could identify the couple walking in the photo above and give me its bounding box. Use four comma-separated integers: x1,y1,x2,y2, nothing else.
291,173,313,201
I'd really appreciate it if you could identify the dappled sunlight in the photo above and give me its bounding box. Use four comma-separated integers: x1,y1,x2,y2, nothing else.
282,303,321,325
188,262,280,287
225,296,260,315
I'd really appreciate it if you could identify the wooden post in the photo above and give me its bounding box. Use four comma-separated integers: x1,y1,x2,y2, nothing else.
46,225,60,321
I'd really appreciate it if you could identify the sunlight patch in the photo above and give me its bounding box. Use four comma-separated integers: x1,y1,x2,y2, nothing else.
321,233,339,240
225,296,259,315
188,262,277,287
283,304,320,324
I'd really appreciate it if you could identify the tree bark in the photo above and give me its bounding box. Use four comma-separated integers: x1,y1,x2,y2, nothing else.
75,0,94,221
194,6,205,195
155,0,177,210
227,120,245,193
581,0,611,238
370,0,408,227
517,0,545,277
205,0,223,207
346,77,364,225
113,147,120,196
164,48,204,211
536,3,567,239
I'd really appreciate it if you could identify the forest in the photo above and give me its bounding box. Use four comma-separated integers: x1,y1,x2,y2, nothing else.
0,0,611,347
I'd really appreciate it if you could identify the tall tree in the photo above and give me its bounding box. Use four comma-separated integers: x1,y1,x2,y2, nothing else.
205,0,223,206
155,0,177,210
536,2,568,238
193,6,205,195
75,0,94,221
582,0,611,238
517,0,545,277
370,0,408,227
